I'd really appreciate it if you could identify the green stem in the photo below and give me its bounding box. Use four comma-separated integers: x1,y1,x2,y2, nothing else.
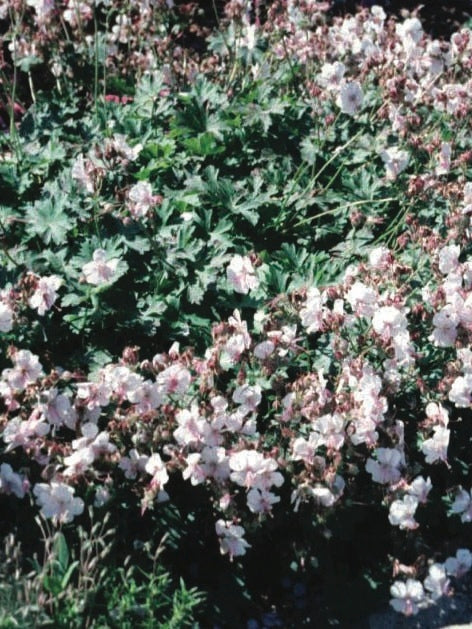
290,197,397,231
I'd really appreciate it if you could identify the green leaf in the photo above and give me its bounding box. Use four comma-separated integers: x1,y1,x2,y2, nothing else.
25,196,72,245
54,533,69,574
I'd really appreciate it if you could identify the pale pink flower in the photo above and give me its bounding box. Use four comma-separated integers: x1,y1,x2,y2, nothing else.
365,448,402,484
26,0,54,21
253,340,275,360
71,154,95,194
390,579,426,616
128,181,155,218
76,380,112,411
2,414,49,451
381,147,409,180
63,447,95,477
174,405,211,447
4,350,43,391
247,488,280,514
291,437,317,465
63,2,92,28
156,364,191,396
226,255,259,294
215,519,250,560
40,389,77,429
435,142,452,176
127,380,163,413
229,450,283,491
313,413,345,451
182,447,230,486
83,249,119,285
396,17,423,47
29,275,62,315
430,305,460,347
232,384,262,415
119,449,149,479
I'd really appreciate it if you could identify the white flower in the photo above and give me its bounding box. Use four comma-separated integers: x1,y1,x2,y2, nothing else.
389,495,419,530
145,453,169,491
445,548,472,578
449,374,472,407
345,281,378,317
299,287,325,333
421,425,450,464
337,81,363,115
29,275,62,315
0,302,13,333
430,305,460,347
318,61,345,90
83,249,119,285
94,486,111,508
438,244,460,274
449,487,472,523
311,475,345,507
396,17,423,49
0,463,28,499
372,306,408,341
232,384,262,415
390,579,426,616
33,481,84,524
424,563,450,600
407,476,432,503
226,255,259,294
63,447,95,477
26,0,54,21
381,147,409,180
368,246,391,270
110,134,142,161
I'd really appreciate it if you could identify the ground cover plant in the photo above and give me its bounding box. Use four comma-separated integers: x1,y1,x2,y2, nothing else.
1,0,472,626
